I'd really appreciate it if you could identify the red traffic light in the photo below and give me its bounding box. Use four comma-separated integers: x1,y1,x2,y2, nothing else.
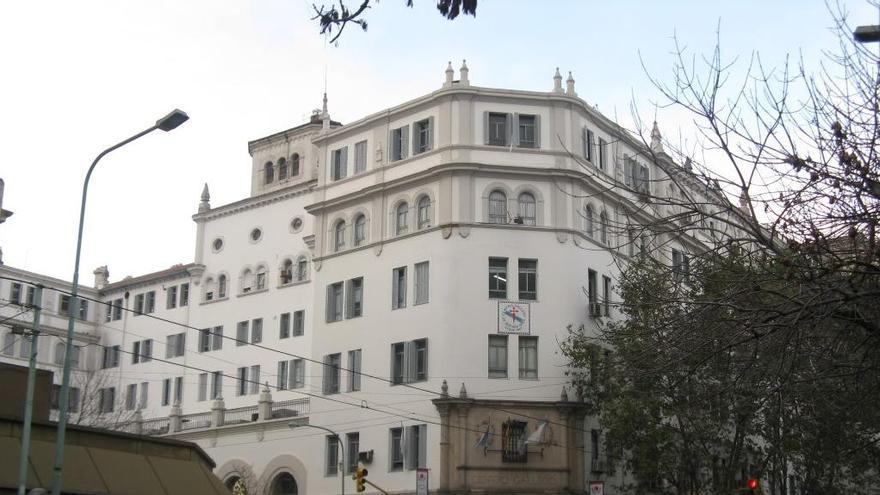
747,478,759,490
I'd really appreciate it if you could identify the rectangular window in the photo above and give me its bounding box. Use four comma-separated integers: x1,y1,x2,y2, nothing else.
518,259,537,300
125,383,137,410
489,258,508,299
346,277,364,318
102,345,120,369
354,140,368,174
326,435,339,476
326,282,344,322
198,373,208,402
291,359,305,389
414,118,433,154
584,128,595,162
78,299,88,320
391,126,409,161
293,310,305,336
162,378,170,406
598,138,607,170
237,367,248,396
145,291,155,314
167,285,178,309
236,320,249,346
10,282,22,304
414,262,429,305
180,283,189,307
250,365,260,394
174,376,183,404
392,267,407,309
100,387,116,413
332,146,348,181
134,294,144,315
199,329,211,352
487,112,509,146
141,339,153,362
518,336,538,379
139,382,148,409
391,339,428,384
502,420,528,462
26,286,36,307
165,333,185,358
323,353,341,395
251,318,263,344
346,433,360,474
60,294,71,316
588,269,599,317
277,360,289,390
132,341,141,364
212,326,224,350
348,349,362,392
279,312,291,339
488,335,508,378
404,424,428,470
603,276,612,317
672,248,690,281
390,427,404,470
624,156,650,194
104,302,113,323
112,298,123,321
517,114,537,148
211,371,223,400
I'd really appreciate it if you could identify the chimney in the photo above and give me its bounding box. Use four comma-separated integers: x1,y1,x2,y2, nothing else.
93,266,110,289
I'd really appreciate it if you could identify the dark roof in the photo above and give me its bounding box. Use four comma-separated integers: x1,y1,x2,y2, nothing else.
101,263,196,293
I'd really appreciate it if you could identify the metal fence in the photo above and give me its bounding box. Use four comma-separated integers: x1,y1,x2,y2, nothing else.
141,417,170,436
179,411,212,431
270,398,309,419
224,405,259,425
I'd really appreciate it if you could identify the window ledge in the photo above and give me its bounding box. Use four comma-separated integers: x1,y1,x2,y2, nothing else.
199,296,229,306
237,287,269,298
277,278,310,289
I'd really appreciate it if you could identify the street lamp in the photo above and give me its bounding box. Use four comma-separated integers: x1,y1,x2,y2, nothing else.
49,109,189,495
289,422,345,495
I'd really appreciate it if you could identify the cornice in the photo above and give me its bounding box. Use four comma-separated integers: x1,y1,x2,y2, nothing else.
192,180,317,222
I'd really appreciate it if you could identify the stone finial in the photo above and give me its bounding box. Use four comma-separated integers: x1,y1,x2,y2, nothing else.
560,386,569,402
459,382,468,398
198,183,211,213
211,396,226,427
459,60,469,86
441,379,449,397
650,121,664,154
444,61,454,87
321,92,330,131
565,71,576,96
553,68,563,93
739,188,750,210
683,157,693,171
132,409,144,435
93,265,109,289
258,381,273,420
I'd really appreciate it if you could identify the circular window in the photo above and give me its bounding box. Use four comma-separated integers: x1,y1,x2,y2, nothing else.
250,228,262,242
290,217,303,233
212,238,224,252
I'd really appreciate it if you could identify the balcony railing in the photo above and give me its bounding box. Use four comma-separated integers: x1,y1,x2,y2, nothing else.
271,398,309,418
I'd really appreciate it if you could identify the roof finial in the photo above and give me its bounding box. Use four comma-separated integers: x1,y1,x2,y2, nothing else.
553,68,563,93
444,61,454,87
198,183,211,213
650,121,664,154
566,71,576,96
321,92,330,131
459,59,469,86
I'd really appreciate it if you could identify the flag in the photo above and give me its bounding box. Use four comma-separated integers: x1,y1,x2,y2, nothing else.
524,420,548,445
474,424,493,448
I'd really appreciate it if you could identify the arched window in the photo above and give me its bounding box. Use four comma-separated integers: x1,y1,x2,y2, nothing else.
278,157,288,180
334,220,346,251
281,259,293,284
256,265,268,290
599,210,608,244
265,161,275,184
218,274,227,298
396,202,409,235
518,192,536,225
54,341,65,365
290,153,300,176
584,204,594,238
488,191,507,224
270,472,298,495
417,196,432,229
296,256,308,282
353,214,366,246
241,269,254,293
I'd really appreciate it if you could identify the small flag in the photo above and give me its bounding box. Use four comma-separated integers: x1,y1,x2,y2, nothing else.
524,420,548,445
474,424,493,448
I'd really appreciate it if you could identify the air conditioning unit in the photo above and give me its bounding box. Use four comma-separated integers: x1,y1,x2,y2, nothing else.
589,302,602,317
358,449,374,464
591,458,608,473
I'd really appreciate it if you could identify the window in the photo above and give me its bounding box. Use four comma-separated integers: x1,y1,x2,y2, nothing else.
241,269,254,293
487,112,509,146
392,267,407,309
488,191,507,224
60,294,72,315
502,420,528,462
290,359,305,389
281,259,294,284
139,382,148,409
173,376,183,404
296,257,308,282
518,193,536,225
413,118,433,154
346,433,360,474
2,333,15,356
517,114,537,148
518,336,538,379
584,128,595,162
198,373,208,402
78,299,88,320
126,383,138,411
290,153,300,176
326,435,340,476
251,318,263,344
102,345,120,369
51,385,81,413
326,282,344,322
53,342,65,365
19,334,32,359
489,258,508,299
25,286,36,307
167,285,178,309
354,140,367,174
277,361,289,390
334,220,346,251
212,326,223,350
165,333,185,358
584,204,594,238
104,301,113,322
100,387,116,413
672,249,690,281
132,339,152,364
293,310,305,336
353,214,366,246
518,259,537,300
390,427,404,470
323,353,341,395
395,202,409,235
603,276,612,317
279,312,291,339
144,291,155,314
488,335,508,378
588,269,599,317
256,266,267,290
417,196,431,229
60,295,87,319
628,229,636,257
162,378,171,406
414,262,429,305
348,349,362,392
346,278,363,318
624,156,650,194
70,346,81,369
598,138,607,170
198,328,213,352
391,126,409,161
278,156,288,180
112,298,123,320
237,367,249,396
218,274,228,298
599,211,608,244
391,339,428,384
265,161,275,184
10,282,22,304
236,321,249,346
210,371,223,400
330,147,348,180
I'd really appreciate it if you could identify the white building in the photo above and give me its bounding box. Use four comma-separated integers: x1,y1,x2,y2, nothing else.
1,64,735,495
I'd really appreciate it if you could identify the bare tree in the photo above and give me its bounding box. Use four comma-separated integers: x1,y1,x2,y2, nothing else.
312,0,477,43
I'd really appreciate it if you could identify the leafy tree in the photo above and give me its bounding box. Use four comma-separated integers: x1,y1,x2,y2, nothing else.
312,0,477,43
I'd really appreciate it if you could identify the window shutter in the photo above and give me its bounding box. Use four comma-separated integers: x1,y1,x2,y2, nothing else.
583,127,588,158
533,114,541,148
326,285,333,322
322,357,330,394
405,427,416,470
165,337,173,359
623,157,632,186
418,425,427,468
404,341,416,383
401,126,409,159
511,113,520,147
483,111,490,144
411,123,418,156
392,271,399,310
505,113,513,146
428,116,435,151
341,147,348,177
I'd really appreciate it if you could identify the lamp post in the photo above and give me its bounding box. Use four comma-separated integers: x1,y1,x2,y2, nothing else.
49,109,189,495
289,422,345,495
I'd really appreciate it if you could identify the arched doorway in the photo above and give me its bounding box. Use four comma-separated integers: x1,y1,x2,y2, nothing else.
270,472,298,495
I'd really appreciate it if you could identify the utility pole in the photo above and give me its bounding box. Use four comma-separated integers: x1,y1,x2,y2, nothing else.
17,285,43,495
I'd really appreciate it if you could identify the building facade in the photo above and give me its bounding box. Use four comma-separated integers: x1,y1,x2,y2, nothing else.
0,64,736,494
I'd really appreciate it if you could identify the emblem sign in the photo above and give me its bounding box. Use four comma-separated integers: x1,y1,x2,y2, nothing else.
498,301,530,335
416,468,429,495
589,481,604,495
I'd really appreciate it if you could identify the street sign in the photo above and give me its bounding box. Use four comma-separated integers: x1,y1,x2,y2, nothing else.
416,468,429,495
589,481,604,495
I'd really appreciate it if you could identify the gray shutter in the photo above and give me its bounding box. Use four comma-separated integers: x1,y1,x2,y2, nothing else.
322,356,329,394
389,130,397,161
418,424,427,468
401,126,409,159
177,334,185,356
623,156,632,186
511,113,520,147
505,113,513,146
404,341,415,383
483,111,490,144
411,123,418,156
326,285,333,322
165,336,173,359
583,127,588,158
534,114,541,148
427,116,435,151
341,146,348,177
392,270,399,310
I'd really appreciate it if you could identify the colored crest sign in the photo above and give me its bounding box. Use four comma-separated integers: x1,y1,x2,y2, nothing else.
498,301,530,334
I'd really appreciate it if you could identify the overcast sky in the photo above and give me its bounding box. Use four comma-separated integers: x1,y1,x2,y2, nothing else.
0,0,875,283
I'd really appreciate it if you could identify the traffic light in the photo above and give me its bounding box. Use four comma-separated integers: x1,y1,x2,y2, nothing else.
354,467,369,492
747,478,759,493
